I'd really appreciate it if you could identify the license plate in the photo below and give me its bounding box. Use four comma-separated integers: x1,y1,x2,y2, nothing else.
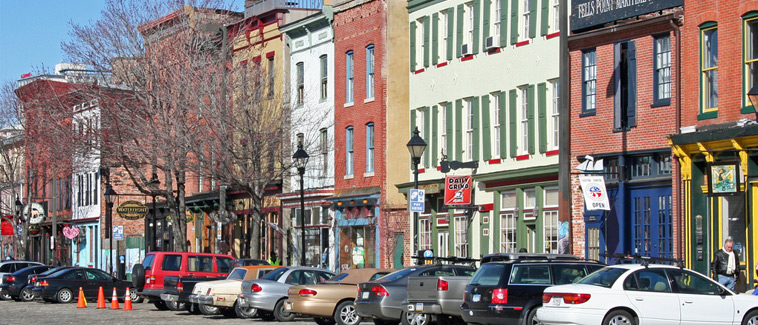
286,302,292,310
169,296,175,301
551,297,561,306
362,292,369,299
415,303,423,312
472,294,481,302
239,298,246,305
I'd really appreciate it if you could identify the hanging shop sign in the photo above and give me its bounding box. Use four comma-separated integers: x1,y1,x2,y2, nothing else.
116,201,149,220
24,203,46,225
28,224,41,235
444,176,472,206
579,175,611,211
708,163,741,196
62,226,80,239
571,0,683,32
1,219,13,236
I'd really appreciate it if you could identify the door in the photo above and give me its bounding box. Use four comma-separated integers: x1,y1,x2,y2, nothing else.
623,269,680,325
393,233,404,269
187,255,215,278
668,268,734,325
85,269,113,298
630,187,673,258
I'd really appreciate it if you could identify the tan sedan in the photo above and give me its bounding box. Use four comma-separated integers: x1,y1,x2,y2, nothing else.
285,268,393,325
191,265,280,318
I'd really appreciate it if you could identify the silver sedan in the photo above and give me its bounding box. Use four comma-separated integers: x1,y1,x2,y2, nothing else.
237,266,336,321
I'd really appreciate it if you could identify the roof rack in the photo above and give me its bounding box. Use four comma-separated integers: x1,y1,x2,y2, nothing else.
599,253,683,269
411,255,480,268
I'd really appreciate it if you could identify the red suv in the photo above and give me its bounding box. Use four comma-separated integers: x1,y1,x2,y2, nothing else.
132,252,233,308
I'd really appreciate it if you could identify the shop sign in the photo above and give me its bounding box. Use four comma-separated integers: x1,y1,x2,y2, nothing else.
579,175,611,210
264,196,280,208
418,183,441,194
24,203,46,225
708,163,741,196
1,219,13,236
29,224,40,235
571,0,683,32
444,176,472,206
116,201,149,220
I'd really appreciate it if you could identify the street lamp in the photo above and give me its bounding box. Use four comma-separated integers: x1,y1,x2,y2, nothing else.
748,83,758,121
14,198,23,259
292,143,309,266
147,173,160,253
104,184,117,277
406,127,426,262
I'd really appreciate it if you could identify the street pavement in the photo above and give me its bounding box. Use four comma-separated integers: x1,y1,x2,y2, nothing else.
0,299,339,325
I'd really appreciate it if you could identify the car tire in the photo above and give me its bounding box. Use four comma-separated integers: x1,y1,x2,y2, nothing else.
186,302,203,315
129,288,143,303
259,311,276,321
234,301,257,318
131,264,145,289
198,302,220,315
220,307,237,318
743,310,758,325
334,300,361,325
602,310,637,325
20,286,35,302
153,300,170,310
401,311,428,325
56,288,74,303
0,290,11,300
166,300,185,311
315,317,337,325
273,298,296,322
524,307,539,325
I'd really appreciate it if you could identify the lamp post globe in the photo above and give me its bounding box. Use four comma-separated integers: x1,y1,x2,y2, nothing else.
292,143,309,266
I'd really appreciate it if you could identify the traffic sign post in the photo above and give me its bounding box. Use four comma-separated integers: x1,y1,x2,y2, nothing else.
113,225,124,241
409,189,425,212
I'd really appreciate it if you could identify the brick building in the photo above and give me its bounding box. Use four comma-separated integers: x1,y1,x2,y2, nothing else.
568,2,683,262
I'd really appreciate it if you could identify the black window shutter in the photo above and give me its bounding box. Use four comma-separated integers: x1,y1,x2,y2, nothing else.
627,41,637,127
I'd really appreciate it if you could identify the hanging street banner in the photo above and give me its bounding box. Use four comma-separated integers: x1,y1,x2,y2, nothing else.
116,200,149,220
444,176,472,206
571,0,683,32
409,189,425,212
579,175,611,211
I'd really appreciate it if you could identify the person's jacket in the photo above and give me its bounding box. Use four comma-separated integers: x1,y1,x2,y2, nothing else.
711,249,739,275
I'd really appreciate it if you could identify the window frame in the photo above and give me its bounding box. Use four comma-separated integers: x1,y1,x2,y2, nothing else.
521,0,530,41
366,122,374,173
492,92,501,158
441,102,447,155
346,126,354,176
296,62,305,106
652,34,672,107
320,128,328,177
467,2,475,46
551,0,559,33
366,45,375,100
500,190,517,253
493,0,501,40
550,80,559,150
543,187,559,254
346,50,354,104
700,23,718,118
320,55,328,100
581,49,597,115
454,215,468,258
520,87,529,155
466,98,474,161
267,56,275,99
743,14,758,113
441,10,448,60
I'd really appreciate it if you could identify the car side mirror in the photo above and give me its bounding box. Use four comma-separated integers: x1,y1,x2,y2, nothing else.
717,286,728,296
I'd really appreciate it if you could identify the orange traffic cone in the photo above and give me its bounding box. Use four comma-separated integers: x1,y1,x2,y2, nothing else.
96,287,106,309
122,288,133,311
110,287,120,309
77,287,87,308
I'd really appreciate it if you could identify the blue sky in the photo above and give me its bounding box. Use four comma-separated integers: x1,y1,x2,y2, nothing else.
0,1,107,84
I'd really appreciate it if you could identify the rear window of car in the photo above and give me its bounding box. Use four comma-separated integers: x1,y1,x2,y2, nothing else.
0,264,13,272
227,268,247,281
470,264,506,286
162,255,183,271
261,267,288,281
553,265,589,285
420,269,455,276
377,268,416,281
143,254,155,270
217,257,233,273
578,267,626,288
509,265,551,285
188,256,213,272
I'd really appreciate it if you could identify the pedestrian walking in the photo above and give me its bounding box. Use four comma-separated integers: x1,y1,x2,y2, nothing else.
711,238,738,290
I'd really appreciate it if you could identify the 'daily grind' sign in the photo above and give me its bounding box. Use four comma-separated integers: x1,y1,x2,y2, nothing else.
444,176,472,206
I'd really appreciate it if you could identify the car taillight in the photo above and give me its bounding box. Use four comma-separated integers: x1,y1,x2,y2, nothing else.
437,279,449,291
542,293,591,304
30,276,37,284
491,288,508,304
177,280,184,292
371,286,389,297
6,276,15,282
299,289,317,297
40,280,49,287
147,275,156,284
251,284,262,292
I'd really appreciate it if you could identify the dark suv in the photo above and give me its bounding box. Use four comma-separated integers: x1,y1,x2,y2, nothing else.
461,255,604,325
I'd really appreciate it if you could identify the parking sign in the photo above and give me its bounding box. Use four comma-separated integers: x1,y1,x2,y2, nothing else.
409,189,425,212
113,225,124,240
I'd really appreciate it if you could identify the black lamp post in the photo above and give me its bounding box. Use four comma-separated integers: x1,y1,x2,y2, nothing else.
104,184,117,276
14,198,23,259
293,143,309,266
406,127,427,260
147,173,160,253
748,83,758,121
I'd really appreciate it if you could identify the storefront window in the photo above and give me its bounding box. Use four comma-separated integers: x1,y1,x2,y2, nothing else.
339,224,375,269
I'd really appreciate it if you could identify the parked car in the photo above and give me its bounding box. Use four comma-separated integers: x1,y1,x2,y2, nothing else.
32,267,138,303
161,275,226,314
537,263,758,325
0,260,44,300
356,264,476,325
28,267,72,289
231,259,270,267
460,256,604,325
284,268,393,325
0,265,54,301
237,266,336,321
131,251,234,310
190,265,281,318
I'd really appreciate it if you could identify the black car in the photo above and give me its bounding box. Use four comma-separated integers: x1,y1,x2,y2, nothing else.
32,267,138,303
461,256,605,325
0,265,55,301
231,259,270,267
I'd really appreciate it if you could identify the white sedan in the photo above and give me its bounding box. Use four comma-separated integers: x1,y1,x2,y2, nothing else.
536,264,758,325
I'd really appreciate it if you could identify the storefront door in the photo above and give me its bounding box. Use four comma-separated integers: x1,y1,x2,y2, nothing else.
630,187,673,258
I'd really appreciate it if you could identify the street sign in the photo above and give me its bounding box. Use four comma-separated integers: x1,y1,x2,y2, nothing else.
16,225,22,236
409,189,425,212
113,225,124,241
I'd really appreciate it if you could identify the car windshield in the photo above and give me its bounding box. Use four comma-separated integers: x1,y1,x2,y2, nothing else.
40,267,66,276
227,268,247,281
376,268,416,281
578,267,627,288
48,268,71,278
470,263,506,286
261,267,288,281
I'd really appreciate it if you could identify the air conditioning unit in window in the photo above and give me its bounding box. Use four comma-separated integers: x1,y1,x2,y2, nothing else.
485,36,499,50
461,43,471,56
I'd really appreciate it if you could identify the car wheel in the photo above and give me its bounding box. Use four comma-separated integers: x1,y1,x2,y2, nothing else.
401,311,428,325
56,288,74,303
131,264,145,289
315,317,337,325
524,307,539,325
602,310,637,325
234,301,257,318
0,290,11,300
153,300,170,310
259,311,276,321
743,310,758,325
20,287,35,302
166,300,186,311
129,288,142,303
273,298,296,322
220,307,237,318
186,302,203,315
198,302,220,315
334,300,361,325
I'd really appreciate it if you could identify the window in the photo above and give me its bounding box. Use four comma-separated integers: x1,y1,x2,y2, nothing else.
441,11,449,59
366,123,374,173
510,265,551,284
438,232,449,258
492,93,501,157
162,255,182,271
467,2,475,46
417,108,425,163
346,51,354,103
441,102,447,155
188,256,213,272
417,19,424,69
420,218,432,250
466,99,474,161
366,45,375,99
654,35,671,105
551,0,559,33
268,57,275,98
320,128,328,177
520,87,529,154
521,0,530,40
543,188,559,254
500,191,517,253
296,62,304,106
587,228,600,261
493,0,501,39
320,55,328,100
701,25,718,113
523,188,536,219
346,126,354,175
454,215,468,257
550,80,559,150
668,269,722,295
582,49,597,113
745,16,758,110
627,269,671,292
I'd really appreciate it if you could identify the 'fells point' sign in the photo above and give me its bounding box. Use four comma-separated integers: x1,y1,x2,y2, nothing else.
571,0,682,32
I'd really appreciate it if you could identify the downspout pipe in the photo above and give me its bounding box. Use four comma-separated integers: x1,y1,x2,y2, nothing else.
670,13,683,260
